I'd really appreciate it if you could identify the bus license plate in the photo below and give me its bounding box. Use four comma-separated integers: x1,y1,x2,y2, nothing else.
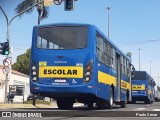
54,79,66,83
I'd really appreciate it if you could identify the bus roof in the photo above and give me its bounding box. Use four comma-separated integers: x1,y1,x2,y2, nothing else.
34,23,131,61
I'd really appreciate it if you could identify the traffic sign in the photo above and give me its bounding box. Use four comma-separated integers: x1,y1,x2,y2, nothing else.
3,58,11,67
2,66,10,74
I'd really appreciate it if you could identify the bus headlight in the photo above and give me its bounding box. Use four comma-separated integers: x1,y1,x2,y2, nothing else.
84,59,93,84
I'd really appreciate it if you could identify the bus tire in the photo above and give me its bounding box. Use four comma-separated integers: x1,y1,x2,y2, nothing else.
57,98,74,109
120,94,127,108
107,88,113,109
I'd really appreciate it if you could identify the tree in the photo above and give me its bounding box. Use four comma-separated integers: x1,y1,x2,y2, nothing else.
12,49,31,75
15,0,49,24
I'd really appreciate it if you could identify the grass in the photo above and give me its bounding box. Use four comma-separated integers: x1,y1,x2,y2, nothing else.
24,100,50,105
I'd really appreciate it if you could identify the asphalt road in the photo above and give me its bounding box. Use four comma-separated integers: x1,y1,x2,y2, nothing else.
0,102,160,120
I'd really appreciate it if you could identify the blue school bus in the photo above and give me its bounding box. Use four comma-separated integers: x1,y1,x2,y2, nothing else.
132,71,156,104
30,23,132,109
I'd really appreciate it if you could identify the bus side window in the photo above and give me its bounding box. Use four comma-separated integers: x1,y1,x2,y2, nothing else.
127,61,130,77
96,34,104,63
121,56,124,74
112,48,116,69
96,35,100,59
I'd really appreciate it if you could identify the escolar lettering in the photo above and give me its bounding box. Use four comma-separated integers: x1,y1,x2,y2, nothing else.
44,69,78,75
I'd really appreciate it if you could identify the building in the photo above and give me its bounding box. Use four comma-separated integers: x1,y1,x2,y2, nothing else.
0,66,30,103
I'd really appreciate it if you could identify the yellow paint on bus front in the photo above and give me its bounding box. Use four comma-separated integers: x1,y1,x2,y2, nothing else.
98,71,117,86
132,84,145,90
39,61,47,67
39,66,83,78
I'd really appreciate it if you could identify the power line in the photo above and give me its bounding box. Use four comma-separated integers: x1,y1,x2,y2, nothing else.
117,39,160,46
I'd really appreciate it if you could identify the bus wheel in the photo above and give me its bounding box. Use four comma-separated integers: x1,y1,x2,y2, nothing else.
107,88,113,109
57,98,74,109
87,103,93,109
120,95,127,108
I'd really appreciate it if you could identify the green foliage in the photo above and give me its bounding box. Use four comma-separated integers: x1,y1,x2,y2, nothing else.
15,0,49,22
12,49,31,75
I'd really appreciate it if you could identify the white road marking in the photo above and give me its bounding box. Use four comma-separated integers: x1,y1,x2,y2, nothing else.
134,108,146,110
152,109,160,111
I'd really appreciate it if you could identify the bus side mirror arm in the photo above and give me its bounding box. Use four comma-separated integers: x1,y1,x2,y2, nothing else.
129,63,136,79
129,63,136,72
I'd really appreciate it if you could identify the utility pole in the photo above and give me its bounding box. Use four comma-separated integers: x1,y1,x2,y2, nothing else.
138,49,141,71
0,0,45,103
107,7,112,39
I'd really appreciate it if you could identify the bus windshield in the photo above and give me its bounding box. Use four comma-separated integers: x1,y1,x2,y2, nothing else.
132,71,146,80
37,26,88,49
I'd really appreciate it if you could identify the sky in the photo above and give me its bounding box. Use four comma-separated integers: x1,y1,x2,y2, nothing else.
0,0,160,86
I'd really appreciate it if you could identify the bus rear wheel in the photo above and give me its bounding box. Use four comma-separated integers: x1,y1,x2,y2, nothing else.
57,98,74,109
107,88,113,109
120,94,127,108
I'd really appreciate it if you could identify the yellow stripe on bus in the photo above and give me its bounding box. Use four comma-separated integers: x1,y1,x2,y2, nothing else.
98,71,117,86
39,66,83,78
121,80,130,90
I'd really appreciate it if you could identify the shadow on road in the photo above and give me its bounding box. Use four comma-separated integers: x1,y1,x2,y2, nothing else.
16,105,122,111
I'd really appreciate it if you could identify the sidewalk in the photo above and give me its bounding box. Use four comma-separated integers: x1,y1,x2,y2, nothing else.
0,102,56,109
0,102,83,109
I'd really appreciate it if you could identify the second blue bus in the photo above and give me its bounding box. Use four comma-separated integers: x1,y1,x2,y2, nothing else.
132,71,156,104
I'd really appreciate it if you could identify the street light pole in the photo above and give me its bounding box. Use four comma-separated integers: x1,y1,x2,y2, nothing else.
107,7,111,39
138,49,141,71
0,0,45,103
